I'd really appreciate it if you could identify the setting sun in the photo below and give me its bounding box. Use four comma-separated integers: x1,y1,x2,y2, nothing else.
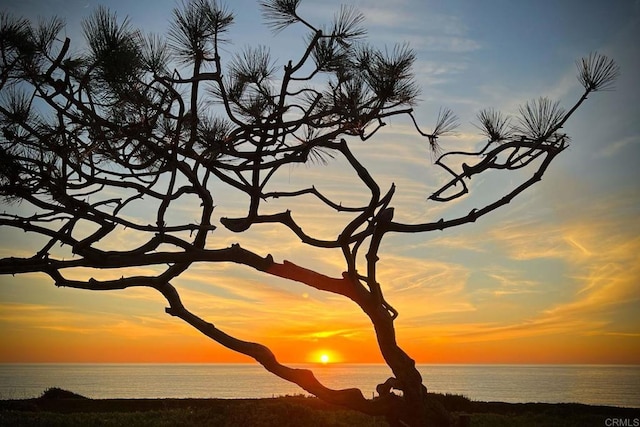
310,349,341,364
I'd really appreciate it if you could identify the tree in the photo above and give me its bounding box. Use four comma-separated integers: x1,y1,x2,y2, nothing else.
0,0,619,425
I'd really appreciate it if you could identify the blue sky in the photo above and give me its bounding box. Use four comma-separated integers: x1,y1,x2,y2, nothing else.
0,0,638,363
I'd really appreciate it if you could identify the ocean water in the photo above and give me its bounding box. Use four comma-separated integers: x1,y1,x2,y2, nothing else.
0,363,638,408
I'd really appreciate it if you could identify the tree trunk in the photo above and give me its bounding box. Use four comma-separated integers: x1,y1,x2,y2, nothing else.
368,305,452,427
263,259,450,425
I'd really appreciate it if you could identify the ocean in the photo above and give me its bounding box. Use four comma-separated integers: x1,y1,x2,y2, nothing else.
0,364,638,408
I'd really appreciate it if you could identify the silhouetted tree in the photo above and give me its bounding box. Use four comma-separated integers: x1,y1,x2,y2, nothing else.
0,1,618,425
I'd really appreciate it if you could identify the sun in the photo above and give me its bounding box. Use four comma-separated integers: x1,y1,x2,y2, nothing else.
310,349,340,364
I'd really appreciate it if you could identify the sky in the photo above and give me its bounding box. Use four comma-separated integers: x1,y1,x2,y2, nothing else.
0,0,639,365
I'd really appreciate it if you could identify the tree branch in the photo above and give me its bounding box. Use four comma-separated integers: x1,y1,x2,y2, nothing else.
158,281,401,415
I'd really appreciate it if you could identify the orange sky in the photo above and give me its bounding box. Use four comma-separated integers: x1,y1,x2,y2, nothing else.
1,0,639,366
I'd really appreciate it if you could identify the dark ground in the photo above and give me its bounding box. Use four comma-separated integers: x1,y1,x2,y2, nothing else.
0,388,638,426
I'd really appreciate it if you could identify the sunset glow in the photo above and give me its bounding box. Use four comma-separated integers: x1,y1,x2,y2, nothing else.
0,0,638,366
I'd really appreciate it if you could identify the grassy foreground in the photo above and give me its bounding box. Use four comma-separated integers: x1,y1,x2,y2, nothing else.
0,388,638,426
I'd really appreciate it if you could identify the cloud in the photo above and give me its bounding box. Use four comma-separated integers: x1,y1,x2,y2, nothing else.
486,220,568,261
0,302,63,321
0,301,182,338
301,0,482,56
414,36,480,53
413,59,469,87
593,135,639,158
429,187,639,342
481,268,542,297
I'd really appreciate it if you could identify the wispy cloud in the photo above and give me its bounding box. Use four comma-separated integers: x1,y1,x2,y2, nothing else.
0,302,182,338
482,268,542,297
594,135,639,158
